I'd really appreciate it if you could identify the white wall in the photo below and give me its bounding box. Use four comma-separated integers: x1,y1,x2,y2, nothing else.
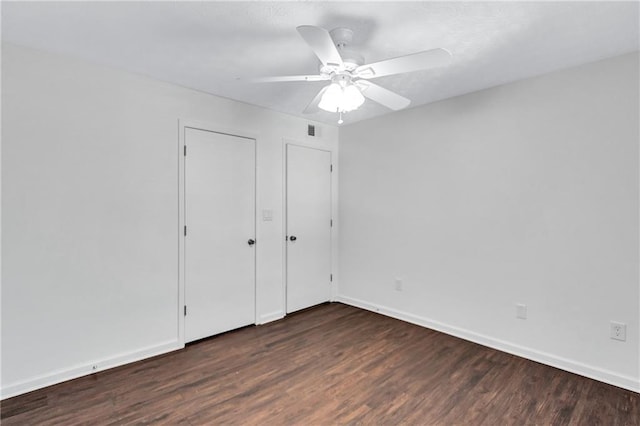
1,43,338,398
338,52,639,391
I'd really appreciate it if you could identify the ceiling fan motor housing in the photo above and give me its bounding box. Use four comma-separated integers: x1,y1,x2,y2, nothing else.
332,73,352,86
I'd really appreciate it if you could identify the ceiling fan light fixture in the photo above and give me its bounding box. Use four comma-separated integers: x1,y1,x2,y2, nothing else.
318,82,365,113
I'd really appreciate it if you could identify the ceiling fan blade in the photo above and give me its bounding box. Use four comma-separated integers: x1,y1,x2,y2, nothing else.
246,74,329,83
296,25,343,67
303,85,329,114
356,81,411,110
355,48,451,79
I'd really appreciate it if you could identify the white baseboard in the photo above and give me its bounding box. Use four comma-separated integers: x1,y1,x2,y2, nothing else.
1,340,182,400
335,295,640,393
258,310,284,325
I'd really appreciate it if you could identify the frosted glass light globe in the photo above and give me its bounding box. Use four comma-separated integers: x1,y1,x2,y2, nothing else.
318,83,343,112
341,85,365,112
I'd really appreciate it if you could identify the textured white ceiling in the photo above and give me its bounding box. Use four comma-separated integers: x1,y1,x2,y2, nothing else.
2,1,638,125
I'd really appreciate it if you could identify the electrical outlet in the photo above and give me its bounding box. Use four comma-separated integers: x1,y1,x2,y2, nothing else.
610,321,627,341
395,278,403,292
516,304,527,320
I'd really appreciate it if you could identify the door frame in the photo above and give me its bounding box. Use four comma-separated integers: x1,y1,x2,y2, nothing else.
178,119,259,346
282,140,335,314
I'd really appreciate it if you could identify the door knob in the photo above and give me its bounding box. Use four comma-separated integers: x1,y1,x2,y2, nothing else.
248,239,255,246
289,236,297,241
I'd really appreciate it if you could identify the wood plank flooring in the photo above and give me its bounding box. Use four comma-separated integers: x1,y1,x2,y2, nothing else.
2,303,639,425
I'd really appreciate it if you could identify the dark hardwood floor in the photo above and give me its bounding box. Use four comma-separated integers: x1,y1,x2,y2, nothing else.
2,303,639,425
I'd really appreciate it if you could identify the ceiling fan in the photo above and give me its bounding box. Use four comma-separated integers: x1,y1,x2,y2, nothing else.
250,25,452,124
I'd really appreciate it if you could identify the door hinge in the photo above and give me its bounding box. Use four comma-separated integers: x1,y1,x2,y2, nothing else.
330,164,333,172
330,219,333,227
330,274,333,282
184,225,187,236
184,145,187,156
184,305,187,316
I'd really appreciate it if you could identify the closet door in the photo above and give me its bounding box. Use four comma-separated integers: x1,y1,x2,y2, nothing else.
286,144,332,313
184,128,255,342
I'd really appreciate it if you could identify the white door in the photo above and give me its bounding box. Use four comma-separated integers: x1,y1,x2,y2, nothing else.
286,144,332,313
184,128,255,343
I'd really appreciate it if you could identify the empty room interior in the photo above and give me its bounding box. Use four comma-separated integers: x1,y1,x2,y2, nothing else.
1,1,639,424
